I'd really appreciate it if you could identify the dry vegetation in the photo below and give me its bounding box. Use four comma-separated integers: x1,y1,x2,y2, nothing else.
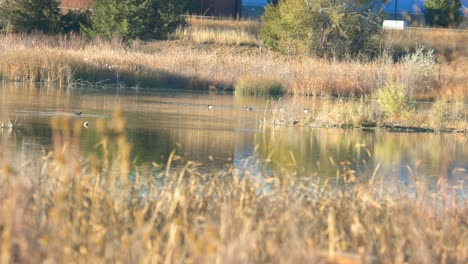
0,17,467,99
0,112,466,263
263,95,467,132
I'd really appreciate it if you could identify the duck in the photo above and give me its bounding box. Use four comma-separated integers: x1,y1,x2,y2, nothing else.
208,105,213,110
245,107,253,111
75,112,82,117
303,108,309,114
83,121,89,128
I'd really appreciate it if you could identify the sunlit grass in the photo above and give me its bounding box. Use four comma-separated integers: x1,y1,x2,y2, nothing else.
235,76,283,96
0,111,465,263
0,33,467,99
263,96,467,132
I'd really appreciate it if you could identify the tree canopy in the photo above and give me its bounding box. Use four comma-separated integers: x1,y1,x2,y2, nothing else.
260,0,386,59
423,0,463,28
84,0,190,41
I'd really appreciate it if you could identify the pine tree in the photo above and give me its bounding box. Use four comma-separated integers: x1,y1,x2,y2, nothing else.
85,0,189,41
5,0,62,33
423,0,463,28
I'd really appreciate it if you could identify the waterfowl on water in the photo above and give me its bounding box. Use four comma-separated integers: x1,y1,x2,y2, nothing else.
7,120,13,128
75,112,82,117
245,107,253,111
83,121,89,128
208,105,213,110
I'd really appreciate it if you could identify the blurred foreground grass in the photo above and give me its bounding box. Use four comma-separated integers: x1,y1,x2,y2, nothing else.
0,110,466,263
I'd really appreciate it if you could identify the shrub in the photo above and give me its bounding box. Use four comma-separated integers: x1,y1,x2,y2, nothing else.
235,76,283,96
377,82,414,119
429,96,450,129
423,0,463,28
260,0,385,59
399,46,438,95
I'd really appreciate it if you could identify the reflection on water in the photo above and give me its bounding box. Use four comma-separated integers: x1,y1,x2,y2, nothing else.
1,83,467,194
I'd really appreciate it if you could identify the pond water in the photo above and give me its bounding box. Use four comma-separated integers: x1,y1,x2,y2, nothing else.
1,84,467,196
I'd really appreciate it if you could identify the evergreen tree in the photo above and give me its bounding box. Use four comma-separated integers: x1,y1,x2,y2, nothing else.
85,0,190,41
4,0,62,34
423,0,463,27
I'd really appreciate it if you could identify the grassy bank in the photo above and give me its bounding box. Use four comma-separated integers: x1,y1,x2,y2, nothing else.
1,19,467,99
0,112,466,263
263,92,467,133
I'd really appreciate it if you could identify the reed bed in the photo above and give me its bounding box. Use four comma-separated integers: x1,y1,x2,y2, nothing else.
384,27,468,61
2,34,466,99
174,26,259,46
264,96,467,132
174,16,260,46
0,112,466,263
235,76,283,96
1,23,467,99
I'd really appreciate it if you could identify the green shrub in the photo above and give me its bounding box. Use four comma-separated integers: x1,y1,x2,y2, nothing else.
423,0,463,28
235,76,283,96
260,0,384,59
377,82,414,119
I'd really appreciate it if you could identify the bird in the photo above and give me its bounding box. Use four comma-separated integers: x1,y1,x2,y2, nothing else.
208,105,213,110
75,112,82,117
303,108,309,114
245,107,253,111
83,121,89,128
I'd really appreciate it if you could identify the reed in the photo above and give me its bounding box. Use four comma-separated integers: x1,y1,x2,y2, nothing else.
0,112,465,263
384,27,468,61
235,76,283,96
263,96,467,132
0,30,466,98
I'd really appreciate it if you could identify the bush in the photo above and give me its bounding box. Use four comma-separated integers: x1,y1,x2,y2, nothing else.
423,0,463,28
377,82,414,119
429,96,450,129
235,76,284,96
399,46,438,95
260,0,385,59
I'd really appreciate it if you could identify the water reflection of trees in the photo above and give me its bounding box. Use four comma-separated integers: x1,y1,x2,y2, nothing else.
257,128,467,184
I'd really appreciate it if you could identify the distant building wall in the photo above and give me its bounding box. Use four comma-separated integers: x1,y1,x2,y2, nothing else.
191,0,242,17
59,0,93,9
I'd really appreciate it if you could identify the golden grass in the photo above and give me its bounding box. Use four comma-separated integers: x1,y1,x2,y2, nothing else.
263,97,467,132
384,27,468,61
0,27,467,99
235,76,283,96
174,26,259,46
0,111,466,263
174,16,259,46
184,15,261,34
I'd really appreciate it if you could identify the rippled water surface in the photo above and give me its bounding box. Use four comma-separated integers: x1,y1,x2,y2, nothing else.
1,84,466,196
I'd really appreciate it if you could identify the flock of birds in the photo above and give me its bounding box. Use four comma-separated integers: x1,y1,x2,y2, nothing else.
73,106,309,129
208,105,309,114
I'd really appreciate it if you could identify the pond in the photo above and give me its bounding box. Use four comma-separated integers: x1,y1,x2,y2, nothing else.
1,83,466,196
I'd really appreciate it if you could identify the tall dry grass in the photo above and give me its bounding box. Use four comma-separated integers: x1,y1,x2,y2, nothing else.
0,27,467,99
384,27,468,61
0,111,466,263
174,16,259,46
